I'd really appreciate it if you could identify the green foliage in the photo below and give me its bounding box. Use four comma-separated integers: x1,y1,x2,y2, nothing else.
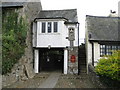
2,10,28,74
95,50,120,81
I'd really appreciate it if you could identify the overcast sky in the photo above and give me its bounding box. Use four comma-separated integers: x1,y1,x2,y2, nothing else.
41,0,119,43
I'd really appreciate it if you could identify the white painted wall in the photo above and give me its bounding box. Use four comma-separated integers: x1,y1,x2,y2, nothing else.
86,42,92,64
86,41,101,66
94,42,100,66
85,20,92,73
33,19,78,48
85,19,101,72
34,49,39,73
64,49,68,74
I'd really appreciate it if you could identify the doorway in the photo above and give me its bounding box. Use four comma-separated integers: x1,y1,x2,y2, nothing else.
39,48,64,73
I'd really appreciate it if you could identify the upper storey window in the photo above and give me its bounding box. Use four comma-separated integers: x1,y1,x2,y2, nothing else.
54,22,58,32
41,22,58,33
48,22,52,33
41,22,46,33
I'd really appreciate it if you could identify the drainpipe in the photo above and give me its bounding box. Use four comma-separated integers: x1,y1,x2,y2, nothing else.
77,22,80,75
92,42,94,66
78,23,80,47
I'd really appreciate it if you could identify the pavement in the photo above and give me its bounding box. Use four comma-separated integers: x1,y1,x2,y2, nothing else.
39,71,60,88
3,71,105,88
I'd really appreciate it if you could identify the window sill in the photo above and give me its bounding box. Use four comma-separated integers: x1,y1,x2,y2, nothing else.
38,33,60,35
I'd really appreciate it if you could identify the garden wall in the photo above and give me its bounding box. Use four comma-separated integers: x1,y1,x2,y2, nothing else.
88,63,106,88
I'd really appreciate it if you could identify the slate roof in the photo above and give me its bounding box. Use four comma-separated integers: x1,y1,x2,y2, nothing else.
86,15,120,42
36,9,78,23
1,0,28,7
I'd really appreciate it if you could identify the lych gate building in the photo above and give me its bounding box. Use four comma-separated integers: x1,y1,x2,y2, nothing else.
33,9,79,74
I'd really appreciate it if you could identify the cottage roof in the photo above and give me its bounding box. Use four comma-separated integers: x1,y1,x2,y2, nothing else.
36,9,78,23
86,15,120,42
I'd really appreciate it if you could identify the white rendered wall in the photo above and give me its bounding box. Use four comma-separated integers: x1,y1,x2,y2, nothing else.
86,41,92,64
85,21,92,65
86,41,101,66
85,21,92,74
34,49,39,73
33,19,78,48
64,49,68,74
94,42,100,66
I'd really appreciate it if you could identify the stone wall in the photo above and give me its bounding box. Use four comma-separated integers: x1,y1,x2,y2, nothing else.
68,47,78,74
88,63,106,88
2,1,42,87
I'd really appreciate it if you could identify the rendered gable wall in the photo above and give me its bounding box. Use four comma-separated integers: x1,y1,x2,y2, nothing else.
33,19,78,48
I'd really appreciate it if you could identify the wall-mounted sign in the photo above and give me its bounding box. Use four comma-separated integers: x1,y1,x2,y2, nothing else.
68,27,75,41
70,55,76,63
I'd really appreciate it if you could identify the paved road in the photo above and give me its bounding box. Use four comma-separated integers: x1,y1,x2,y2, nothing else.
39,71,61,88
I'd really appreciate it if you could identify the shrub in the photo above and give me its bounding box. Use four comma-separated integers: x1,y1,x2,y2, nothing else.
95,50,120,81
2,10,27,74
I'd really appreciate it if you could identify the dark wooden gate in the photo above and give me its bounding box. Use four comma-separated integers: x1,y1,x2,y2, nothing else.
39,48,64,72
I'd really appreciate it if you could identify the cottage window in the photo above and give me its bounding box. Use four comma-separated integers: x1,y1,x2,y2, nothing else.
100,45,105,56
112,46,117,50
48,22,52,33
41,22,46,33
54,22,58,32
100,45,120,56
118,46,120,49
106,45,112,55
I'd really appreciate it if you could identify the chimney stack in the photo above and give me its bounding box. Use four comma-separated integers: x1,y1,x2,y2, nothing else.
109,10,118,17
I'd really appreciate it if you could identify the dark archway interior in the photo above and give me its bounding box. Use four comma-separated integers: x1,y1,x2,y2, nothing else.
39,48,64,72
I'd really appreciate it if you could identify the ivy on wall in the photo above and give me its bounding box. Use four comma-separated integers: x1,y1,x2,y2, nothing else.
2,9,28,75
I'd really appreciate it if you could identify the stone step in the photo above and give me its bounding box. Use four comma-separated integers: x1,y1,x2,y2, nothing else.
79,64,86,67
79,52,86,54
79,53,86,56
79,56,86,57
79,53,86,54
79,59,86,62
79,62,86,64
79,55,86,56
79,59,86,61
79,59,86,60
79,50,86,52
79,60,86,61
78,68,87,73
79,57,86,58
79,56,86,58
